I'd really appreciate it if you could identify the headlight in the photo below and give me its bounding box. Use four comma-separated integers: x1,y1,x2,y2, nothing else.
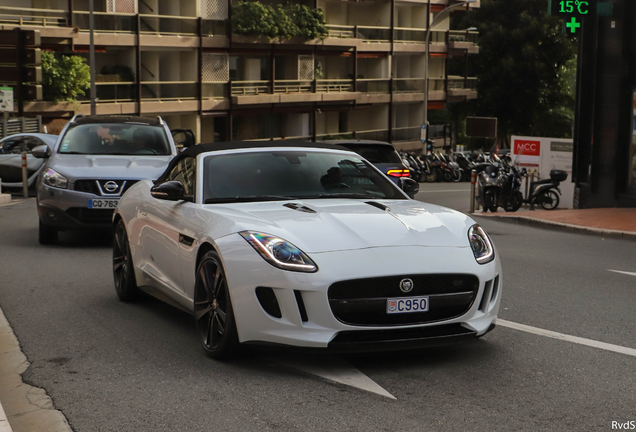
43,168,68,189
468,224,494,264
239,231,318,273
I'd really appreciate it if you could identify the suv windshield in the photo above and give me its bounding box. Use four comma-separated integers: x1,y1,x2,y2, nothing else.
59,123,170,155
204,150,404,203
338,144,402,164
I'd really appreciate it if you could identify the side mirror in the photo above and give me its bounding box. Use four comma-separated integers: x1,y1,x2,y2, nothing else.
398,177,419,199
151,181,185,201
32,145,51,159
171,129,196,150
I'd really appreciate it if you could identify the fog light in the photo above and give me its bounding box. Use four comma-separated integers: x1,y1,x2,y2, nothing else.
47,211,57,220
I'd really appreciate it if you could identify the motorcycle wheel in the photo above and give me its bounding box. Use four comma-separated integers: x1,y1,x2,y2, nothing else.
504,191,523,212
443,170,453,182
452,169,462,183
484,191,498,213
539,190,560,210
425,172,437,182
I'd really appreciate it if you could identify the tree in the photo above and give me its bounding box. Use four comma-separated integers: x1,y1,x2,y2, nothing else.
41,51,91,102
452,0,577,146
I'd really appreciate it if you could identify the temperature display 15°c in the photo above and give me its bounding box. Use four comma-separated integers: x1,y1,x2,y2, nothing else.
549,0,597,16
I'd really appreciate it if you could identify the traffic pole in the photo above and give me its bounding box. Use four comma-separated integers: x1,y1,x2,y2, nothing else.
470,169,476,213
21,151,28,198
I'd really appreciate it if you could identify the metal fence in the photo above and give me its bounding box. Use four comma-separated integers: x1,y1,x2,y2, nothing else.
1,116,42,138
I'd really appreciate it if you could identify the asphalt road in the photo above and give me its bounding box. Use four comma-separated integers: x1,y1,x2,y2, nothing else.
0,195,635,431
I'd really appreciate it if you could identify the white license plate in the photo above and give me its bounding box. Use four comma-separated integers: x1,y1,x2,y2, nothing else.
386,296,429,314
88,199,119,209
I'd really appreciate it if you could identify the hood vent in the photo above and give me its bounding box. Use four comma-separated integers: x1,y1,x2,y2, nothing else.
365,201,390,212
283,203,317,213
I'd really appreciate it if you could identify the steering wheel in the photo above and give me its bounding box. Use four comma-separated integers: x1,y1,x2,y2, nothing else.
102,138,112,145
133,148,158,155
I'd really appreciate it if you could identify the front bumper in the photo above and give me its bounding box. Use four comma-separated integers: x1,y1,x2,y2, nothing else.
216,234,502,351
37,183,115,230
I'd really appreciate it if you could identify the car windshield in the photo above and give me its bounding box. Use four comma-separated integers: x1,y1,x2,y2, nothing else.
58,123,170,155
338,144,402,164
203,150,404,203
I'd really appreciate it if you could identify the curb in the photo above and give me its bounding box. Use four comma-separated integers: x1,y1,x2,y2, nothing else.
0,401,11,432
473,214,636,241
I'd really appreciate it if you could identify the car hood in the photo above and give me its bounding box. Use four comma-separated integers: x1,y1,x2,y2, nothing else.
214,199,474,253
50,154,173,180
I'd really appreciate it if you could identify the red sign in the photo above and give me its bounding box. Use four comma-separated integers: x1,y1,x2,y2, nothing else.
514,139,541,156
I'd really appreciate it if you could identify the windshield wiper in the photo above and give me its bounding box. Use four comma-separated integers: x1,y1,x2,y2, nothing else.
204,195,294,204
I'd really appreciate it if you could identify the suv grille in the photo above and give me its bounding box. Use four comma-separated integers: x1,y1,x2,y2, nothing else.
328,274,479,326
74,180,138,196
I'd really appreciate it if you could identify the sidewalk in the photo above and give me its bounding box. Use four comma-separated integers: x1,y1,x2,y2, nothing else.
476,207,636,240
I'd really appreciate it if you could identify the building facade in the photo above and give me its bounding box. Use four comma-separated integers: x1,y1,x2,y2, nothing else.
1,0,479,149
573,0,636,207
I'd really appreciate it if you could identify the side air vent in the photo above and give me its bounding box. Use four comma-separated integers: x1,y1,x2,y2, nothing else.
478,279,493,313
283,203,316,213
255,287,282,319
294,290,308,322
365,201,390,211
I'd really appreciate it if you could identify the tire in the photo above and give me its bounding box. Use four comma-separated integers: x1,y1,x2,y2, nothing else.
540,190,560,210
38,220,58,245
194,251,241,360
442,170,453,182
113,219,141,302
504,191,523,212
452,169,462,183
484,191,498,213
425,171,437,183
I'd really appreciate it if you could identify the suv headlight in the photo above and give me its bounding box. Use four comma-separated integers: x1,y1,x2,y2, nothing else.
240,231,317,273
468,224,494,264
43,168,68,189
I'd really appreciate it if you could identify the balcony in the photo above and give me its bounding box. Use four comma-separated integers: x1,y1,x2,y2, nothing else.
139,14,198,36
447,76,477,99
393,78,425,94
140,81,198,100
77,82,137,103
73,11,136,33
449,30,479,53
392,126,420,142
0,6,68,27
324,25,391,45
357,79,390,94
316,79,354,93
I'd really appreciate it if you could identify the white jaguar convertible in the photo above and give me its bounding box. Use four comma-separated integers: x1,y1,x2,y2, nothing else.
112,142,502,359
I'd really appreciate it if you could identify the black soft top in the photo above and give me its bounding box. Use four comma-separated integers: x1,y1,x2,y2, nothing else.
155,140,351,184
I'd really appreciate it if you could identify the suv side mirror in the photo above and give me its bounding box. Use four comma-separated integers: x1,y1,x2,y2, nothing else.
171,129,196,150
32,145,51,159
398,177,419,198
151,181,185,201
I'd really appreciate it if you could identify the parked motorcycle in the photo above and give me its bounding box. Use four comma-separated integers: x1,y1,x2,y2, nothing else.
474,156,524,212
524,169,567,210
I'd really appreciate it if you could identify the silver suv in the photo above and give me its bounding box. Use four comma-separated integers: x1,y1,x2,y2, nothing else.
33,115,178,244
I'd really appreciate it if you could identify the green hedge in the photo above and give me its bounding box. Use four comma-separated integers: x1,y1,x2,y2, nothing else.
231,1,328,40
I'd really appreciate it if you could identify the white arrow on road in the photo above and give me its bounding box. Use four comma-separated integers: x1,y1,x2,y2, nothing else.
608,269,636,277
268,355,396,400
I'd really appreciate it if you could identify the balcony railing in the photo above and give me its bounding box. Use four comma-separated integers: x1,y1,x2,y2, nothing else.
447,77,477,90
449,30,479,44
326,24,355,39
231,81,271,95
357,26,391,43
393,78,425,93
77,82,137,103
394,27,426,44
357,79,390,94
316,79,354,93
74,11,137,33
202,82,229,100
274,80,313,94
354,129,389,141
392,126,420,142
140,81,198,100
0,6,68,27
201,19,228,37
139,14,198,36
429,78,446,91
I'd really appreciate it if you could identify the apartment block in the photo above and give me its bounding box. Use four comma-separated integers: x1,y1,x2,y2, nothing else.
0,0,479,150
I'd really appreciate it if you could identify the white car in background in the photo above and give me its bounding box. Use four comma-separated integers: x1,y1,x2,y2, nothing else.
113,141,502,359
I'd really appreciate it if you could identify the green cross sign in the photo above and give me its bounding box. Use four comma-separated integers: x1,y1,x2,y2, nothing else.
566,17,581,33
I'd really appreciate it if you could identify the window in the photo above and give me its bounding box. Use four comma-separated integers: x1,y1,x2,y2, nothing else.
59,123,170,155
167,157,197,199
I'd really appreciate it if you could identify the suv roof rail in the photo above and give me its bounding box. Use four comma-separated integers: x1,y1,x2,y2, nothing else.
157,116,164,125
69,114,84,124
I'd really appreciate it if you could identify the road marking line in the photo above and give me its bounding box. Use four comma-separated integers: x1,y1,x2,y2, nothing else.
497,319,636,358
608,269,636,277
270,355,396,400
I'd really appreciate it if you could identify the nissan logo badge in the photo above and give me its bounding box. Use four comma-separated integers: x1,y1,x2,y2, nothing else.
399,278,414,293
104,181,119,193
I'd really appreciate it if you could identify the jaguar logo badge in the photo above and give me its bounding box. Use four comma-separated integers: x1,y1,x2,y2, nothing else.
399,278,414,293
104,181,119,193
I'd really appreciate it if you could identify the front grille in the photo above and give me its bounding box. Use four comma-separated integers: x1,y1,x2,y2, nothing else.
73,180,139,196
328,274,479,326
66,208,114,225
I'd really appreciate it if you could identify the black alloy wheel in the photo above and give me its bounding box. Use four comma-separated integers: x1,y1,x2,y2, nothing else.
504,191,524,212
38,219,58,245
194,251,241,360
113,220,141,301
540,190,560,210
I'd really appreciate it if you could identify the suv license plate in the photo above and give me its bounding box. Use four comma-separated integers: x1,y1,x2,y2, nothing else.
88,199,119,209
387,296,429,314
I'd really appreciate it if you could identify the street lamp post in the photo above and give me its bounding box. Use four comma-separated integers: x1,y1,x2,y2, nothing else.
89,0,96,115
423,0,476,145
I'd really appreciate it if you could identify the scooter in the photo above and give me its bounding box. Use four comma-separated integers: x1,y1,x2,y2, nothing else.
524,169,567,210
